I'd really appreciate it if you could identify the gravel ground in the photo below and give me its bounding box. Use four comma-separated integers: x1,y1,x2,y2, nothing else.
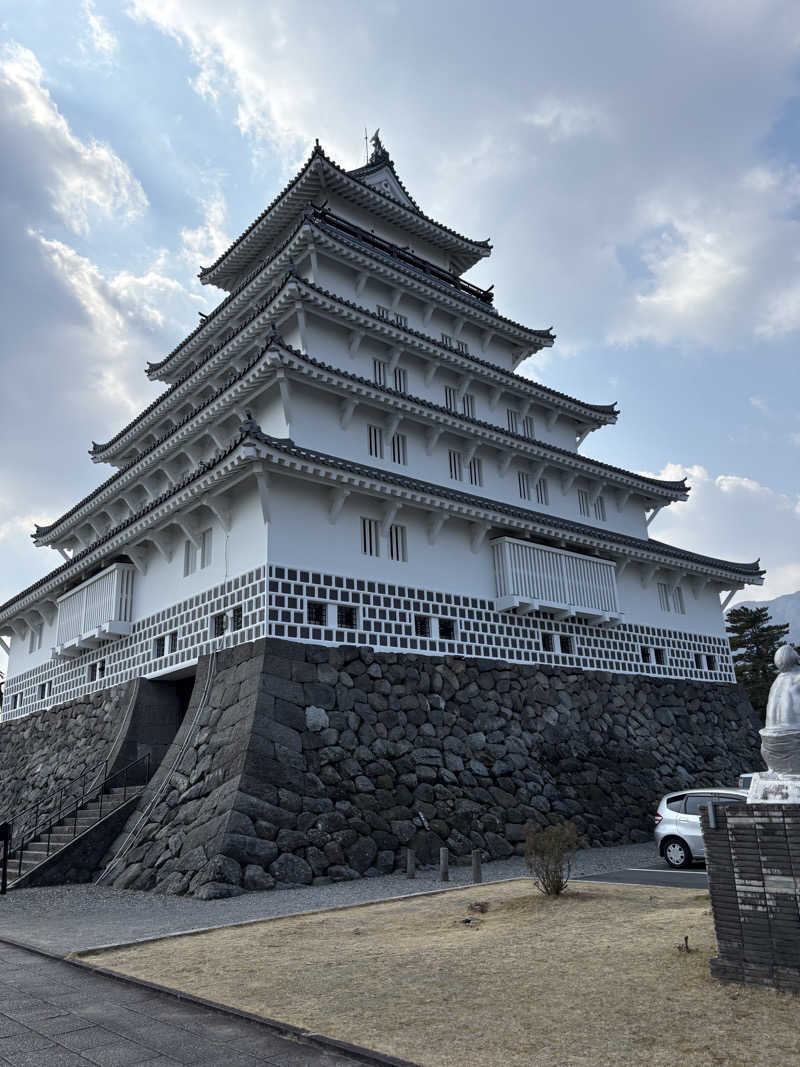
0,841,658,956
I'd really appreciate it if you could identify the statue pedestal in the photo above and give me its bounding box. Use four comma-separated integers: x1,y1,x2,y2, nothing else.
702,804,800,994
747,772,800,805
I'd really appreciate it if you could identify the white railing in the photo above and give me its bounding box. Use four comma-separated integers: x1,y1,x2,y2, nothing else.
56,564,135,646
492,537,620,618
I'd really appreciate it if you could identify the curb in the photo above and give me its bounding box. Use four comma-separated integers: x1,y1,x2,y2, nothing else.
75,871,527,954
0,934,422,1067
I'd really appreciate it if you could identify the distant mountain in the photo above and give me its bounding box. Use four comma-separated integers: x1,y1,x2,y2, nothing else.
729,590,800,645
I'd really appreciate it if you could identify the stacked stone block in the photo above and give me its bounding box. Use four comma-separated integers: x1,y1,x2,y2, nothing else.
0,684,133,832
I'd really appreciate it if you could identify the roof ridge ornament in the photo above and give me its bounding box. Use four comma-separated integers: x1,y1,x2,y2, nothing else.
260,321,284,354
239,409,261,435
369,128,390,165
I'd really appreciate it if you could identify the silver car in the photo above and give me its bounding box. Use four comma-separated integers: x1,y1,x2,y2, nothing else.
655,788,748,868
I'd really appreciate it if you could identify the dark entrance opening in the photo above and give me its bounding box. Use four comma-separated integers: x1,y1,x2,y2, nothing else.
112,669,197,778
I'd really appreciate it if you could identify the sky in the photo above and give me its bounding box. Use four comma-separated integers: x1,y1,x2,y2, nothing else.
1,0,800,666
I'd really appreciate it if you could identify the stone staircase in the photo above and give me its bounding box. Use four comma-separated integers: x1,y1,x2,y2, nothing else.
5,786,138,887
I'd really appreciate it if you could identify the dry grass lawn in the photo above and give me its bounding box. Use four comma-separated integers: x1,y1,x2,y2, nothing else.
79,880,800,1067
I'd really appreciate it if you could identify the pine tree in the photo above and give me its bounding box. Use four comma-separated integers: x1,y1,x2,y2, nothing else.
726,606,790,720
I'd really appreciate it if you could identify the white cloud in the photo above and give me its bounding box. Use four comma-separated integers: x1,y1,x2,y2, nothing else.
81,0,119,64
180,191,231,266
0,41,146,234
645,463,800,601
32,231,204,412
524,97,611,142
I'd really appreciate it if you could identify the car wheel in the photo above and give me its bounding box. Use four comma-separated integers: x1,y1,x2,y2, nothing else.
663,838,692,869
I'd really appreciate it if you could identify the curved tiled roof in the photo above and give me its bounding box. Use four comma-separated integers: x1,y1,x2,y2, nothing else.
3,423,762,622
33,337,684,543
199,143,491,286
295,275,613,418
91,272,615,465
149,205,531,383
5,436,247,619
347,150,422,210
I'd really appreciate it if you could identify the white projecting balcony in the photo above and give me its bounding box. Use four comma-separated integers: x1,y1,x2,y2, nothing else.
53,563,135,658
491,537,622,624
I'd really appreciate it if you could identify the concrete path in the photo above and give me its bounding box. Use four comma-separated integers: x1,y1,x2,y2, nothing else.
0,940,379,1067
0,842,658,955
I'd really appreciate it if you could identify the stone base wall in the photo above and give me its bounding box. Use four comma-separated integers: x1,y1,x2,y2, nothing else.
105,638,762,898
0,683,134,830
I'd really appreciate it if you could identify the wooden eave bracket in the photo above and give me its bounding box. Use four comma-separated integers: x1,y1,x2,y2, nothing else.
355,270,369,296
348,328,364,357
452,316,465,339
456,376,473,403
588,481,606,507
423,303,435,326
560,471,579,495
427,512,449,546
328,486,351,525
639,562,660,589
498,450,515,476
146,529,174,564
340,397,358,429
481,328,495,354
388,347,402,372
615,558,632,579
720,586,742,611
252,463,271,523
380,499,400,535
615,488,633,512
545,409,560,431
646,504,666,527
689,575,712,600
0,636,9,655
470,520,491,554
425,425,444,455
530,460,547,485
173,520,202,551
201,492,232,533
463,439,479,465
488,385,504,411
385,413,402,439
277,374,293,427
424,361,439,387
576,425,592,447
125,545,149,575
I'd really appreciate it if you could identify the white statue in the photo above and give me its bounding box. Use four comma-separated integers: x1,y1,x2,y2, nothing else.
748,644,800,802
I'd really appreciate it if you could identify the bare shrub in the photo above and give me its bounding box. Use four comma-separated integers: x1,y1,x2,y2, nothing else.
524,820,582,895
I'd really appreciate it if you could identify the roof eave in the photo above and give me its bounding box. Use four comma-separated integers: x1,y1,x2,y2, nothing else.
199,149,491,290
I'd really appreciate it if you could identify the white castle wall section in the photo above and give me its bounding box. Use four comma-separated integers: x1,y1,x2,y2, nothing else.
301,316,584,453
2,550,735,724
284,383,650,539
308,256,527,381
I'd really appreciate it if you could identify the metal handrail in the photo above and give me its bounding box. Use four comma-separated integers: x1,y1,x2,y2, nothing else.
5,753,151,880
3,756,110,853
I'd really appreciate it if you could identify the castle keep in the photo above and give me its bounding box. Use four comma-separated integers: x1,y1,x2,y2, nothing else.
0,137,764,895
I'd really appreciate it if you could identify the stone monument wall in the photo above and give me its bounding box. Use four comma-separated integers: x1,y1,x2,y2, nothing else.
104,637,762,898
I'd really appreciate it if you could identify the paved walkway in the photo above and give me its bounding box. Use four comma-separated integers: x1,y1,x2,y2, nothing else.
0,941,372,1067
0,843,657,955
